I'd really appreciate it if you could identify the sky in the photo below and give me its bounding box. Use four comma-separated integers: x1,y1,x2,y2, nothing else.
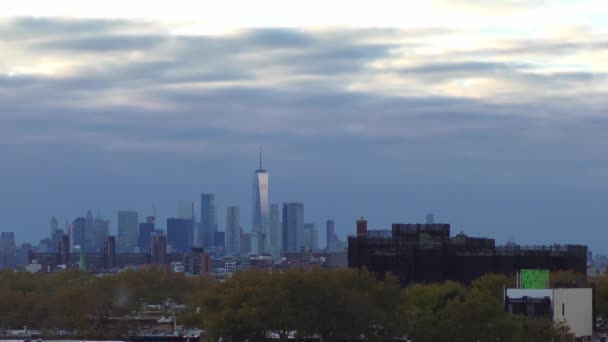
0,0,607,252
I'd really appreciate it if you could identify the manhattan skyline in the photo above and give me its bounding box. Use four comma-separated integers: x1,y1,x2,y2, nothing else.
0,1,607,253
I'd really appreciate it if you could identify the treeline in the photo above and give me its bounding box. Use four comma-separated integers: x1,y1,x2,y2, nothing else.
0,268,604,341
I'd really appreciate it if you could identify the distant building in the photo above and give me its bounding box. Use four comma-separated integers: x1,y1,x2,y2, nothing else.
326,220,335,251
242,232,252,255
58,234,70,266
150,232,167,265
200,193,217,248
50,216,59,236
269,204,280,259
0,232,16,256
214,231,225,249
117,211,138,253
282,203,304,252
103,236,116,269
71,217,86,252
226,206,241,256
167,218,193,253
85,216,109,253
183,248,213,276
138,222,155,253
251,150,269,255
348,221,588,288
303,223,318,251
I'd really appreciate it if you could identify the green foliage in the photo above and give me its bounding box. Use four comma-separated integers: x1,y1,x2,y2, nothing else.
0,268,575,341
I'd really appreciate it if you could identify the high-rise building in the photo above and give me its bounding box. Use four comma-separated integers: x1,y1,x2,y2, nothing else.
0,232,16,256
242,232,252,255
326,219,335,251
167,218,193,253
59,234,70,266
178,201,196,248
150,232,166,265
252,148,269,254
226,206,241,256
71,217,86,252
200,193,217,248
282,202,304,252
50,216,59,236
138,221,155,253
117,211,138,253
269,204,280,259
86,216,109,253
103,236,116,269
426,213,435,224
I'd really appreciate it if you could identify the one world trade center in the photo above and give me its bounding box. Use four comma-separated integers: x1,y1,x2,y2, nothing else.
251,147,269,254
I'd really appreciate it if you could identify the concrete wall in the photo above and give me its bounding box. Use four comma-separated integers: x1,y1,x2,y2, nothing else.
553,288,593,338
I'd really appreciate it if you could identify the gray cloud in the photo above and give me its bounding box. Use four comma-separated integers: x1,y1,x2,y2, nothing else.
1,18,608,252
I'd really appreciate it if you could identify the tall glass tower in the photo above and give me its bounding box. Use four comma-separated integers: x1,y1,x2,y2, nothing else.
251,147,269,254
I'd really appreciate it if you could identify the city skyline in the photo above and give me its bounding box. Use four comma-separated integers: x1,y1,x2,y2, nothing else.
1,2,607,253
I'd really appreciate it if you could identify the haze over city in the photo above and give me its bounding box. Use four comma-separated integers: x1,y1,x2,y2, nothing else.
1,0,607,253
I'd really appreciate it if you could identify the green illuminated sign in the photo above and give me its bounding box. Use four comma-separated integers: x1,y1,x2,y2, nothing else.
521,269,550,289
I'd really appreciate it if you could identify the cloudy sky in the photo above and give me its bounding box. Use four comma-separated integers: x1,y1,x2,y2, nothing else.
1,0,607,251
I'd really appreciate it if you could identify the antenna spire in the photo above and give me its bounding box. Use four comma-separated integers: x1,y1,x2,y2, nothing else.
259,145,263,170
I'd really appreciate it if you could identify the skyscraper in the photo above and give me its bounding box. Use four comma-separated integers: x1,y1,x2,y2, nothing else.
251,148,269,254
282,202,304,252
177,201,196,248
138,221,155,253
0,232,16,256
50,216,59,236
167,218,193,253
71,217,86,252
200,193,217,248
226,206,241,256
269,204,280,259
303,223,319,251
118,211,138,253
326,219,335,251
86,216,109,253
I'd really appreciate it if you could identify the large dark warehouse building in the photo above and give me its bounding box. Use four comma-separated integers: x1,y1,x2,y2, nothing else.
348,219,587,287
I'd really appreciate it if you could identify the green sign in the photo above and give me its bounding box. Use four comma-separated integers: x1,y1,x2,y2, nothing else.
521,269,549,289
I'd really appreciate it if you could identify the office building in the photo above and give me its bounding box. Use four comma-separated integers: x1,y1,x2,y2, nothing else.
85,216,109,253
58,234,70,266
103,236,116,269
226,206,241,256
269,204,280,259
50,216,59,236
150,232,167,265
282,202,304,252
71,217,86,252
348,221,588,288
214,231,225,248
251,149,269,254
242,232,252,255
117,211,138,253
200,193,217,248
303,223,318,251
326,219,335,251
0,232,16,256
138,222,155,253
167,218,193,253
